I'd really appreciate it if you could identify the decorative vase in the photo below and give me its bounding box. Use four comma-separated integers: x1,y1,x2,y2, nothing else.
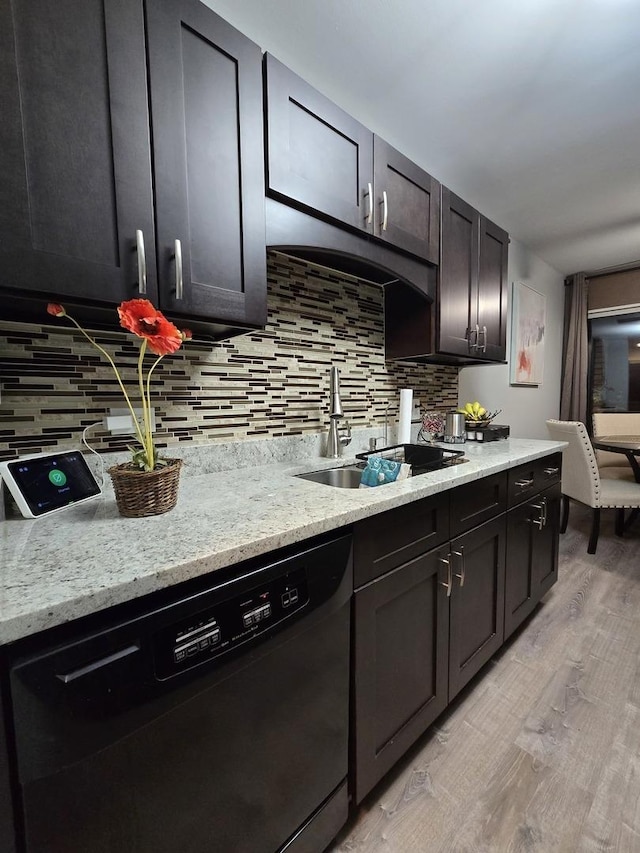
419,412,445,444
108,458,183,518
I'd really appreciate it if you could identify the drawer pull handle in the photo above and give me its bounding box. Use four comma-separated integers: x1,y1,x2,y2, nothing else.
543,467,559,476
439,556,452,597
515,477,534,489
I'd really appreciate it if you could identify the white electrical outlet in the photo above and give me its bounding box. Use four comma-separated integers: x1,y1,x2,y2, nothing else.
105,407,156,435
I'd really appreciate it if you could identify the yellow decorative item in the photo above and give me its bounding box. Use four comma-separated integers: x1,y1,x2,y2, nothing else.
459,401,502,427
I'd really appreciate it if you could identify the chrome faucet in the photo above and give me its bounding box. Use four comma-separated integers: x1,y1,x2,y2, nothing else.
326,366,352,458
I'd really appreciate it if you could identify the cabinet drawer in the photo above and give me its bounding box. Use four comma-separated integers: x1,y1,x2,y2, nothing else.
508,454,562,506
353,495,449,588
536,454,562,490
449,472,507,538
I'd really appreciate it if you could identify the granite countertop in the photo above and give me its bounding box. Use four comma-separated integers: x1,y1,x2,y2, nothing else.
0,438,565,645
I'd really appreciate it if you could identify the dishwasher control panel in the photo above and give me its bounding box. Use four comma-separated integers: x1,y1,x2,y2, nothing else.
153,568,308,678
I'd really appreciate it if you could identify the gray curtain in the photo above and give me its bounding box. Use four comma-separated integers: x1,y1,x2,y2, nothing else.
560,272,589,424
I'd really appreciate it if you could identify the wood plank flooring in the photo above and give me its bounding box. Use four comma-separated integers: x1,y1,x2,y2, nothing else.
328,505,640,852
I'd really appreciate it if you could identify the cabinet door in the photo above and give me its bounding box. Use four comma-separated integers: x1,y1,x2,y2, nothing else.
373,136,440,264
147,0,266,327
0,0,156,306
265,54,374,234
438,188,479,357
504,498,540,641
534,483,560,600
448,515,506,700
504,483,560,640
353,549,449,803
477,216,508,361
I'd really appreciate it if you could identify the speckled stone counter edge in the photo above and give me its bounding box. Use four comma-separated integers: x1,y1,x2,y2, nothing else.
0,436,566,645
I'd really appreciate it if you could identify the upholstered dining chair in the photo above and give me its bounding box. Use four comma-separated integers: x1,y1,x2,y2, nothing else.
546,419,640,554
592,412,640,480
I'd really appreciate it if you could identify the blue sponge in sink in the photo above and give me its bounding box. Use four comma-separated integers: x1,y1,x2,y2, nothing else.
359,457,411,487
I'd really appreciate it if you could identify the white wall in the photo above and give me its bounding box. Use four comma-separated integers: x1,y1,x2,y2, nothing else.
458,239,565,439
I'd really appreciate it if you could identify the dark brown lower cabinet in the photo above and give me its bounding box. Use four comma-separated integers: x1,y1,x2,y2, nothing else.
447,515,506,700
351,455,561,804
504,483,560,640
353,548,450,804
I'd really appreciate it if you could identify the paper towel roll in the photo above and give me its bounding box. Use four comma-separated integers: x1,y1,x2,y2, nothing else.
398,389,413,444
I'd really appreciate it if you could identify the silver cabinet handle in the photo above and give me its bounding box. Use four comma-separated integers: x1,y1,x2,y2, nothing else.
543,467,559,476
541,496,548,528
468,323,480,350
515,477,534,489
173,238,183,300
452,548,465,586
480,325,487,352
381,190,388,231
439,555,452,597
528,502,545,530
135,229,147,295
365,182,373,225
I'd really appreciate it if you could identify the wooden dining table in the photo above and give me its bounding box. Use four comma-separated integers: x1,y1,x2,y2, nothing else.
592,435,640,483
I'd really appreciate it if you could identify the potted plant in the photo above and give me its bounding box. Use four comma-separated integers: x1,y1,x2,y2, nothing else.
47,300,191,517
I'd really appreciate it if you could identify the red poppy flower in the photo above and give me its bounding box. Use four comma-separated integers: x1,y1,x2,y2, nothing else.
117,299,183,355
47,303,66,317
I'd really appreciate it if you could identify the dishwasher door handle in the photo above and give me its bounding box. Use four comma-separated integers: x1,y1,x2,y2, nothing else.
56,643,141,684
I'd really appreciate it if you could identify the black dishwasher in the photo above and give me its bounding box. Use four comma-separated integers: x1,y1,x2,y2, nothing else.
5,532,352,853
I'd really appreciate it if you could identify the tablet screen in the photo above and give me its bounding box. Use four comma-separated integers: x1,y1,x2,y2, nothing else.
5,452,101,516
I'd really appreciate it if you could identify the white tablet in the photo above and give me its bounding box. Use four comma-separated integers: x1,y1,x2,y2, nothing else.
0,451,102,518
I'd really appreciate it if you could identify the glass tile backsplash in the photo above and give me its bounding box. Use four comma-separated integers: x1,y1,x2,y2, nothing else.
0,253,458,461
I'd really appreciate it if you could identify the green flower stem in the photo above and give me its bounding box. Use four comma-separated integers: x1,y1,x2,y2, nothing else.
64,313,147,450
137,340,153,468
146,352,164,468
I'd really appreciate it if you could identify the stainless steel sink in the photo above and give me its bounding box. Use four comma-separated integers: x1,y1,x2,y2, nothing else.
295,466,364,489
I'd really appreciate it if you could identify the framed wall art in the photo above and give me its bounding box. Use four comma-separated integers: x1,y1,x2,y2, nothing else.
510,281,546,386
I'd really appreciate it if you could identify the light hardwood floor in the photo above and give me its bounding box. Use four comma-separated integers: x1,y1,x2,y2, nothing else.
329,504,640,852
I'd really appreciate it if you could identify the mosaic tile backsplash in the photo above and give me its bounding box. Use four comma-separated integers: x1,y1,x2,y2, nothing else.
0,253,458,462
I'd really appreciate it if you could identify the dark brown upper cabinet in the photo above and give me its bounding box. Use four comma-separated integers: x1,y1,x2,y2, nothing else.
0,0,157,308
438,187,508,361
386,187,508,364
146,0,266,330
0,0,266,337
372,136,440,263
264,54,439,265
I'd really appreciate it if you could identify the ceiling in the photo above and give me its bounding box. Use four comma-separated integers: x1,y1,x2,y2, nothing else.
203,0,640,276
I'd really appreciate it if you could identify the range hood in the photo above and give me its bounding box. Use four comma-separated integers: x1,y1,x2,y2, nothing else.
265,198,436,302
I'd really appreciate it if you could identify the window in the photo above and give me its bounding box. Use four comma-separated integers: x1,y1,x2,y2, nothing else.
589,311,640,413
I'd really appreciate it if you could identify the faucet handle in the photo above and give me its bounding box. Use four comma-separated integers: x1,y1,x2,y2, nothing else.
339,420,352,448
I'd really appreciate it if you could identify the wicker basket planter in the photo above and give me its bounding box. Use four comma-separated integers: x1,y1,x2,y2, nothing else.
108,458,182,518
